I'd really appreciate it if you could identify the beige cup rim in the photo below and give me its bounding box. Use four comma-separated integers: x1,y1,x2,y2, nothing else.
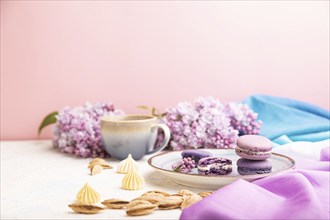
100,115,157,123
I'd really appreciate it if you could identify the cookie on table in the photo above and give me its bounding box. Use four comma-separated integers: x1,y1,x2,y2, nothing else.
235,135,272,160
197,157,232,175
236,158,272,175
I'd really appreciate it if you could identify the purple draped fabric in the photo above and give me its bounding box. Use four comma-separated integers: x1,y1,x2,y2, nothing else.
180,147,330,220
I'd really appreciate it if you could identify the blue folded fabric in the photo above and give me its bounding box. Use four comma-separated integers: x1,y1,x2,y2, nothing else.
243,95,330,145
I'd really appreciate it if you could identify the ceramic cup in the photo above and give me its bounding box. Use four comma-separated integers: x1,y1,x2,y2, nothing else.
100,115,171,160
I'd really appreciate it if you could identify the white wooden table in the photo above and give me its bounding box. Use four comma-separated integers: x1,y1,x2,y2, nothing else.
1,140,328,219
1,140,190,219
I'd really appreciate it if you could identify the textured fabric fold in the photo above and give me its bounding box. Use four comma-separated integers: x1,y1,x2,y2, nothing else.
180,145,330,220
243,95,330,144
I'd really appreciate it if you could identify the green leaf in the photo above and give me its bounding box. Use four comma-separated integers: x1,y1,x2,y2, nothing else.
38,111,58,135
174,164,183,172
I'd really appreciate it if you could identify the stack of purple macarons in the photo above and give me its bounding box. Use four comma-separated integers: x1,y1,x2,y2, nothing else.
235,135,273,175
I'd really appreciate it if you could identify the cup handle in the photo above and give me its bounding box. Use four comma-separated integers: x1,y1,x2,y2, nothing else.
146,123,171,155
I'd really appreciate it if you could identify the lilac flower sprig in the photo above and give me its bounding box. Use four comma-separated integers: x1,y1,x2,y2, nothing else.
162,97,239,151
161,97,262,151
172,157,196,173
52,102,124,158
224,102,262,135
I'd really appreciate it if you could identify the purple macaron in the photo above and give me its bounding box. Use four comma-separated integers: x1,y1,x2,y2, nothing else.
237,158,272,175
181,150,212,165
235,135,272,160
197,157,232,175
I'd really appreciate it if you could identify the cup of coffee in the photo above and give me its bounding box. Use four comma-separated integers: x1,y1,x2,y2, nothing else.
100,115,171,160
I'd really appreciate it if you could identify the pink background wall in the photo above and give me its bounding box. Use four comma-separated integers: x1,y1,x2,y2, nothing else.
1,1,329,140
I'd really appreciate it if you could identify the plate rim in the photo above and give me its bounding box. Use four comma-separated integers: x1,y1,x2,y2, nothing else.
147,149,296,179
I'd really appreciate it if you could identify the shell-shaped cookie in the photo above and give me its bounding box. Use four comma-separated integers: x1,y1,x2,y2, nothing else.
76,183,101,205
117,154,138,174
122,169,145,190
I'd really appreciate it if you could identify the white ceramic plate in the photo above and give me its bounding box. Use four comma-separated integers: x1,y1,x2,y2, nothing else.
147,149,295,190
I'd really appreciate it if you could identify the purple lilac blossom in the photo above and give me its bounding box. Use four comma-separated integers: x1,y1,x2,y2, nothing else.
224,102,262,135
53,102,124,158
172,157,196,173
162,97,239,151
